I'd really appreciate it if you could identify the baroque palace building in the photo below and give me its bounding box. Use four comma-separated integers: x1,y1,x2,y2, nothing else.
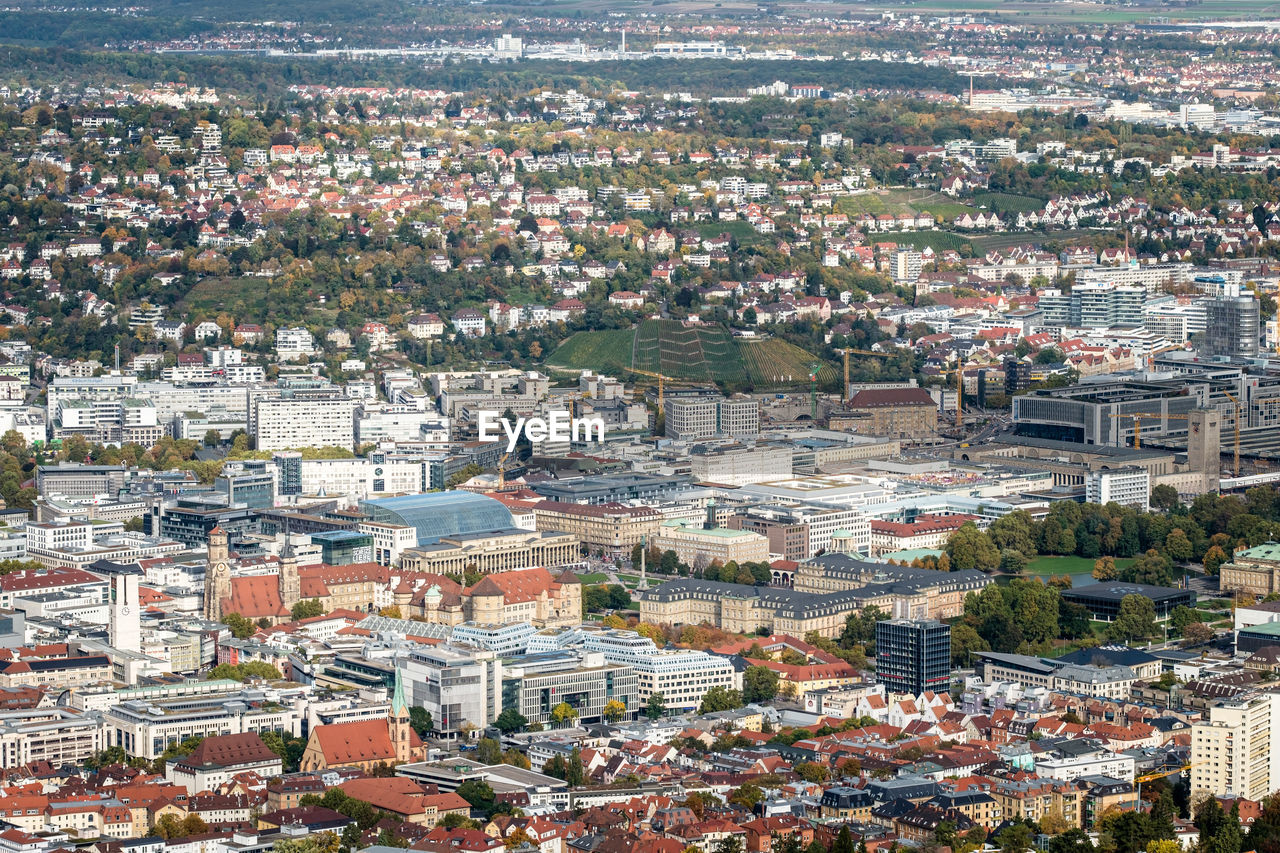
638,554,991,638
398,528,580,575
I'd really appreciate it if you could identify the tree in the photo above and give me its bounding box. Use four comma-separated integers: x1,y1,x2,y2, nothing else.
543,754,568,781
989,510,1039,557
476,737,503,765
998,822,1033,853
494,708,528,734
1093,556,1117,580
221,612,256,639
1169,605,1201,634
291,598,324,621
204,429,221,447
1048,829,1095,853
1107,595,1159,643
603,699,627,722
699,686,744,714
551,702,579,728
946,523,1001,572
713,837,744,853
1151,484,1181,511
727,783,764,809
794,761,829,783
950,622,989,668
566,747,586,786
410,707,433,736
1203,545,1229,575
1041,805,1069,835
1165,529,1193,563
503,748,531,769
1122,549,1173,587
743,665,779,704
456,779,495,814
999,548,1029,575
646,692,667,719
440,813,478,830
1183,621,1213,647
154,814,209,840
831,826,854,853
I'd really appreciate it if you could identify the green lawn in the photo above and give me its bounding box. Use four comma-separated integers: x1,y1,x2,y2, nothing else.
888,231,975,253
696,219,767,246
838,189,974,222
576,572,610,583
1024,555,1137,577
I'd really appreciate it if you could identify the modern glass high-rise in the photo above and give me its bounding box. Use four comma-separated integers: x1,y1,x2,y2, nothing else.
1203,290,1260,358
875,618,951,696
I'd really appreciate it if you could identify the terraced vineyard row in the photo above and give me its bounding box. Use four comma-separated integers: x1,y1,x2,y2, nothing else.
738,338,838,388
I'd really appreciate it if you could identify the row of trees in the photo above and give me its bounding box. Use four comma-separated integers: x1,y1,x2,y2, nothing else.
945,486,1280,577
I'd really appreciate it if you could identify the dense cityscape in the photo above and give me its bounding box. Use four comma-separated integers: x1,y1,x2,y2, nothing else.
4,2,1280,853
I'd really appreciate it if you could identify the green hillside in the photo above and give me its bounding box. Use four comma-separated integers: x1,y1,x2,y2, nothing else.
548,320,834,391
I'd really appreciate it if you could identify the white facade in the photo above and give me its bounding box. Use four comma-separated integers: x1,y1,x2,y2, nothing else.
582,630,735,712
1192,693,1280,800
1086,468,1150,511
254,397,357,452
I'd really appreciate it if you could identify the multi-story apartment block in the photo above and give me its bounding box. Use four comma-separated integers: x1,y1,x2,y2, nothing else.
1191,692,1280,800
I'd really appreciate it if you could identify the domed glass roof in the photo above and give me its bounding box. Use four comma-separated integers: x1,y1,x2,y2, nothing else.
359,491,515,545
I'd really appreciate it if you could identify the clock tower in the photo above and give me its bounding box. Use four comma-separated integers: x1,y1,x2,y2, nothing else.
108,567,142,653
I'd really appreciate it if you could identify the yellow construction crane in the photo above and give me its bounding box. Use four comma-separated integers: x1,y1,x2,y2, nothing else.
1134,762,1201,804
837,348,891,404
1223,391,1242,478
1108,412,1191,449
624,367,680,414
498,452,509,489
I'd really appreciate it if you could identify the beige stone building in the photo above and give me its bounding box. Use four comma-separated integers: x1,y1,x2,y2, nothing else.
399,529,580,575
404,567,583,628
835,388,939,439
639,555,991,638
651,520,770,568
1218,543,1280,597
533,500,661,555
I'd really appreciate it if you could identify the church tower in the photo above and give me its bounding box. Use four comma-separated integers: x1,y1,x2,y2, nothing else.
204,526,233,621
279,548,301,613
390,667,413,764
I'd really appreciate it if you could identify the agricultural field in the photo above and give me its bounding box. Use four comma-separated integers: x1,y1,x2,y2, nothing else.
633,319,750,385
549,321,833,390
182,276,280,320
838,189,975,223
888,231,976,254
971,228,1099,252
737,337,838,388
546,328,634,376
972,192,1047,214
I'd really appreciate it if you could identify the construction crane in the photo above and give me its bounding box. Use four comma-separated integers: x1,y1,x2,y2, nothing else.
1133,762,1200,804
497,452,509,489
624,367,679,414
808,362,822,420
1223,391,1242,477
1108,412,1191,449
837,348,891,404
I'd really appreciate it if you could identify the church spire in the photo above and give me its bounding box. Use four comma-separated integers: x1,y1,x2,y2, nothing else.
391,666,409,718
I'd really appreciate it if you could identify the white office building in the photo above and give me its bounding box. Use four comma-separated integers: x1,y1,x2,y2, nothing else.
1086,468,1150,511
582,630,735,712
254,396,357,452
